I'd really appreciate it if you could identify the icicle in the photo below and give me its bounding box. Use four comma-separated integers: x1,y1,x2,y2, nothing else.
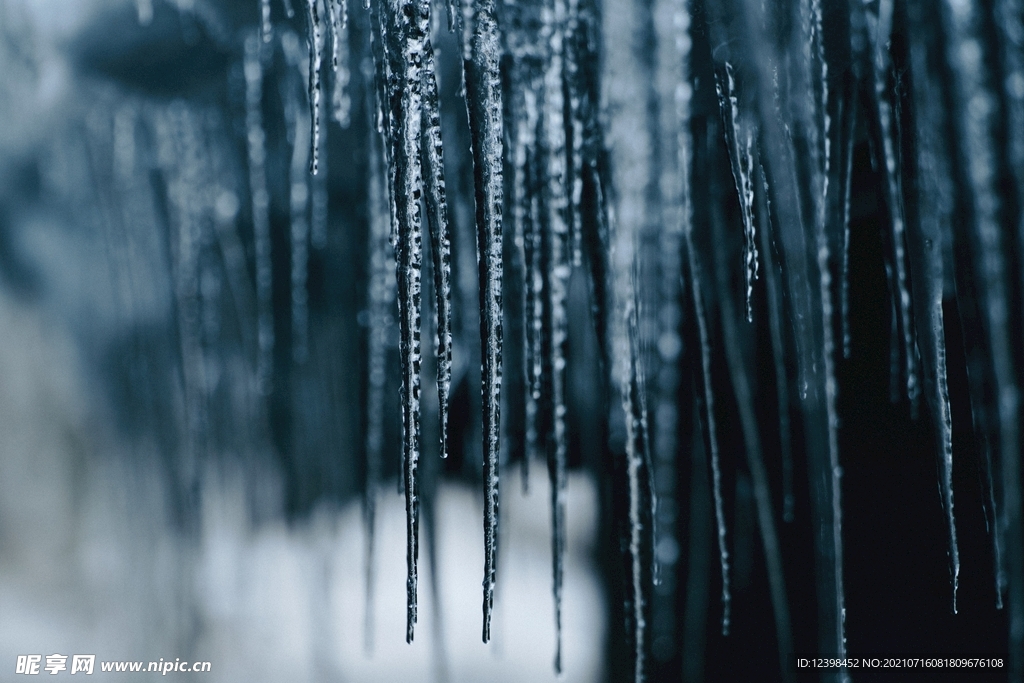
758,164,794,522
363,109,393,653
262,0,274,42
715,62,758,323
463,0,504,643
868,0,917,403
676,14,729,632
941,0,1022,662
565,0,584,269
289,92,311,364
282,30,313,365
244,34,274,395
418,0,453,462
523,139,541,492
510,78,540,492
305,0,324,174
881,0,962,613
733,0,848,663
388,0,431,642
688,249,730,636
712,200,794,683
540,0,571,667
996,0,1024,641
327,0,352,127
624,290,653,683
839,98,855,360
283,0,296,18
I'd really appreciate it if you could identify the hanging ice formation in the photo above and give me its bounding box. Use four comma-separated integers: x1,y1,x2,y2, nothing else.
235,0,1024,678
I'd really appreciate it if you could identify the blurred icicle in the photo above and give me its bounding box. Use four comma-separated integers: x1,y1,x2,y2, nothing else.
363,96,394,653
289,109,311,365
262,0,273,42
603,0,658,672
243,34,274,395
283,31,313,365
327,0,352,127
136,0,153,25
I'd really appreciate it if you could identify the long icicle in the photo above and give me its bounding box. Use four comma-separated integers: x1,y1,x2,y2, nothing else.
896,0,960,613
541,0,570,667
758,162,795,522
288,66,312,364
363,111,392,655
418,0,453,462
687,243,731,636
463,0,504,643
390,0,428,641
869,0,917,403
711,188,794,683
940,0,1023,669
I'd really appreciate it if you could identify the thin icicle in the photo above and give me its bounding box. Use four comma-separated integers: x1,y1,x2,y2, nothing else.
941,0,1022,661
758,164,794,522
305,0,324,174
363,119,392,654
244,34,274,395
839,96,855,360
418,0,453,461
898,4,961,612
688,248,731,636
673,0,730,634
624,288,653,683
713,201,794,683
512,83,540,492
289,76,312,364
565,0,584,269
869,0,917,403
541,0,570,667
327,0,352,127
283,0,296,18
463,0,504,643
715,63,758,323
